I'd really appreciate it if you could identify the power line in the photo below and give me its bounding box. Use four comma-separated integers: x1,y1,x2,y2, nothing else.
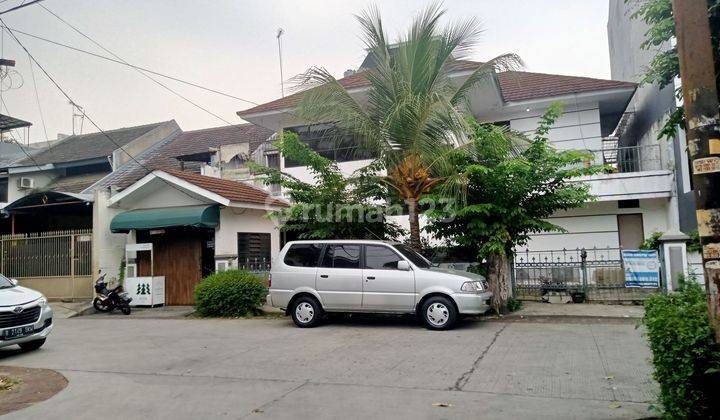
35,5,236,125
26,51,49,145
2,23,259,106
0,0,42,16
0,17,209,204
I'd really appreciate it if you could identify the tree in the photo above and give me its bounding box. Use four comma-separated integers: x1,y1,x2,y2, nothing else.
293,3,521,250
630,0,720,139
425,104,603,312
250,131,405,240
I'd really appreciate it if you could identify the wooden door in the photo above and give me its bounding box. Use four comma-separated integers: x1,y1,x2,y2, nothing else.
137,229,203,305
617,214,645,249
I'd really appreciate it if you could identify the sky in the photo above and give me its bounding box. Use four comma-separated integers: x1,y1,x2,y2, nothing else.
0,0,614,145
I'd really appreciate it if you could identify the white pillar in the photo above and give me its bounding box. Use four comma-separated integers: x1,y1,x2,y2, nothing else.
659,232,690,291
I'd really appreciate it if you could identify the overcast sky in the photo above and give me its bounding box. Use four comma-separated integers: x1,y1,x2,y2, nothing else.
0,0,614,145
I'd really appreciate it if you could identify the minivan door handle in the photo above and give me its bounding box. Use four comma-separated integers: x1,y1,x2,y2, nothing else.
366,276,375,280
320,274,329,278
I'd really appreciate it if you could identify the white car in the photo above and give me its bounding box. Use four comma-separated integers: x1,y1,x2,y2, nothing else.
0,274,53,351
268,240,492,330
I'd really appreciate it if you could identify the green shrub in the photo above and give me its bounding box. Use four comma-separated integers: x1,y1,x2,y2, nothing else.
194,270,267,317
643,280,720,419
506,296,523,312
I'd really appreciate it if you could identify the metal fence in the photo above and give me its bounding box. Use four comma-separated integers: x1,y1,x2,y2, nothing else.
0,229,92,278
512,247,629,299
236,257,271,273
586,144,663,173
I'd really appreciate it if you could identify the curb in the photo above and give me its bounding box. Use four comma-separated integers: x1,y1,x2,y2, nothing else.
67,304,96,318
492,314,642,324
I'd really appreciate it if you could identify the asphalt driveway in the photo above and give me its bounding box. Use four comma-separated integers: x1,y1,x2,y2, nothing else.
0,315,657,419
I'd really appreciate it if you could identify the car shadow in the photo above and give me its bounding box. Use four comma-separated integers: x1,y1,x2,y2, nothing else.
320,313,483,330
0,346,32,359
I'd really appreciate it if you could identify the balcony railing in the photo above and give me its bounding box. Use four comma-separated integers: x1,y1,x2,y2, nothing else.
586,144,664,173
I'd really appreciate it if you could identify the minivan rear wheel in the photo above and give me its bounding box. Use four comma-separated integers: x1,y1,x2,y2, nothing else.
421,296,457,330
291,296,323,328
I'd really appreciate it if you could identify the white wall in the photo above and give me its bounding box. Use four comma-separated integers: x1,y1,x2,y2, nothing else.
5,171,58,203
282,158,376,185
215,207,281,263
507,103,603,151
520,198,669,252
92,189,127,284
577,170,673,201
119,184,207,210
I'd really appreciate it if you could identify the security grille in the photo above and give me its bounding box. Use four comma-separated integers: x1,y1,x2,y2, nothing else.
0,229,92,278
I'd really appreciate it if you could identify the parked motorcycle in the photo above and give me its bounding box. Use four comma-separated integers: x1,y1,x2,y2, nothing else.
93,273,132,315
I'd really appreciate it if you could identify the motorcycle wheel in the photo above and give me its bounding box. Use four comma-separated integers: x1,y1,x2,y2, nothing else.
121,306,132,315
93,297,111,312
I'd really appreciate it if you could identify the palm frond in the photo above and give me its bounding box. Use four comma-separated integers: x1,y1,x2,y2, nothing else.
450,53,524,107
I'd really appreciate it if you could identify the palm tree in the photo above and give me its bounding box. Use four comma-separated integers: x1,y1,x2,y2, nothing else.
294,3,522,250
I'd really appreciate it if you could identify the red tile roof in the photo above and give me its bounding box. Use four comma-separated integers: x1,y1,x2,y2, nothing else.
238,71,371,116
162,169,288,208
237,61,636,116
496,71,636,102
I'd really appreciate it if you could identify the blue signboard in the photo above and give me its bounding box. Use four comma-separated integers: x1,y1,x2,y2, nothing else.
622,250,660,288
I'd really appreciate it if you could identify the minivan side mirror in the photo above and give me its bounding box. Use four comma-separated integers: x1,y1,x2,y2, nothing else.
397,260,411,271
10,278,18,286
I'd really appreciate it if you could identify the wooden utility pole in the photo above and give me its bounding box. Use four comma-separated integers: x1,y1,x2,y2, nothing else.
672,0,720,341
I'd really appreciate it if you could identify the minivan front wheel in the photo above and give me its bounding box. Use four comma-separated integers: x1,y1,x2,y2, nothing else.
421,296,457,330
291,296,323,328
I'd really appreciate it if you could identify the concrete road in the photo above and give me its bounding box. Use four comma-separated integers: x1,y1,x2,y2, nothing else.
0,315,657,419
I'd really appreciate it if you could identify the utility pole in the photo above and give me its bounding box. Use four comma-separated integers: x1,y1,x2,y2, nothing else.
276,28,285,98
672,0,720,341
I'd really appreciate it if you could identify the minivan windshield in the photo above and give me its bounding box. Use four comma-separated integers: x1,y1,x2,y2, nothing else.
392,244,432,269
0,274,15,289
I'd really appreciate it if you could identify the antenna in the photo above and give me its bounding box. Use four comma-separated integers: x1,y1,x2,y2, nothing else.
276,28,285,98
69,100,84,135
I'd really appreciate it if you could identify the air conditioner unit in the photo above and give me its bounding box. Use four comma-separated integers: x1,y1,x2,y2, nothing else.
17,177,34,189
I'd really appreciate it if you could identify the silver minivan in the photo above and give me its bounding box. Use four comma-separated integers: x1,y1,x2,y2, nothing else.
268,240,492,330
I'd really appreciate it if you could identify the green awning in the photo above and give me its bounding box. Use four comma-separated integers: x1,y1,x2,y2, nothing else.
110,205,219,233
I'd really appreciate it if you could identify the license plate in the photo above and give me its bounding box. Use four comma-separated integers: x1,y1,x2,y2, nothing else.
2,325,34,339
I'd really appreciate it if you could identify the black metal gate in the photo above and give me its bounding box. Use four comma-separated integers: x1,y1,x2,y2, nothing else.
511,247,651,301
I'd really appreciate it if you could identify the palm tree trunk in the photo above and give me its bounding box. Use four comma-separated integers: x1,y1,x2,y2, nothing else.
487,252,511,314
406,198,421,251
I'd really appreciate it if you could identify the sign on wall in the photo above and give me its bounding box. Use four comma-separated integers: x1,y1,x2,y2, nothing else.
622,250,660,288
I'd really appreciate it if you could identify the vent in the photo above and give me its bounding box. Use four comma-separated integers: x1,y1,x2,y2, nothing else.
17,177,34,189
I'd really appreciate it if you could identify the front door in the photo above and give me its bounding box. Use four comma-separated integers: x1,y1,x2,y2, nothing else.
361,244,415,311
137,228,206,305
617,213,645,249
316,244,363,310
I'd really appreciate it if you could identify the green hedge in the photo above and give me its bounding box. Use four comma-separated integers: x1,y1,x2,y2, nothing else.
643,280,720,419
194,270,267,317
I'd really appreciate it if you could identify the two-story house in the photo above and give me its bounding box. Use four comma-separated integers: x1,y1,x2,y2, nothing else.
237,54,679,250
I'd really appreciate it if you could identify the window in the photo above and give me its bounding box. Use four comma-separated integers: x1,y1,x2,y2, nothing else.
284,243,323,267
321,244,361,269
215,261,229,272
392,244,432,269
618,199,640,209
126,263,137,278
266,153,280,169
283,124,373,167
0,177,8,202
237,233,272,270
364,245,403,270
